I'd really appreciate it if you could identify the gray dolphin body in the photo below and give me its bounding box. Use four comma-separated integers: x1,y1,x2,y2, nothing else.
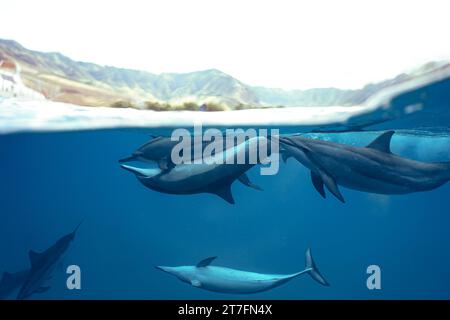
156,249,329,294
17,223,81,300
0,270,29,299
119,136,262,191
280,131,450,202
121,136,270,204
119,136,183,169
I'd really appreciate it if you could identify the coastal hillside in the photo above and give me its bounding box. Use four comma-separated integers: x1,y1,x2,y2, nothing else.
0,39,447,109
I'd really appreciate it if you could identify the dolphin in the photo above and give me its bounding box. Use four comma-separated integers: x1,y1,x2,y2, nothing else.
155,249,329,294
16,222,82,300
0,270,29,299
120,136,271,204
119,136,182,169
119,135,262,191
279,131,450,202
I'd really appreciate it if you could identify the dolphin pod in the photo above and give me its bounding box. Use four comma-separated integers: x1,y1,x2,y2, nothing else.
120,131,450,204
156,248,329,294
280,131,450,203
120,135,270,204
4,131,449,298
120,135,264,194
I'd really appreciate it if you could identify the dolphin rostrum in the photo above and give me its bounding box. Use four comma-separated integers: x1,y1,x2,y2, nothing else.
156,249,329,294
17,222,82,300
0,270,29,299
280,131,450,202
120,136,271,204
119,135,263,191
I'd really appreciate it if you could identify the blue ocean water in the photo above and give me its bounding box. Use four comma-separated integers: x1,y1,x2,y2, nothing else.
1,128,450,300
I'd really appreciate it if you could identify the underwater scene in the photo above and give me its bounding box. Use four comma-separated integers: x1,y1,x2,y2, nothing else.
1,69,450,300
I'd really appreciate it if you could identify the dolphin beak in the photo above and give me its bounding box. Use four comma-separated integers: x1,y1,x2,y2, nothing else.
155,266,170,273
120,164,161,177
118,155,136,163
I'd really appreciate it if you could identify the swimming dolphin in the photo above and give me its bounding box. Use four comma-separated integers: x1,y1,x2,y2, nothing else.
120,136,271,204
0,270,29,299
155,249,329,294
279,131,450,202
17,222,82,300
119,136,262,191
119,136,182,169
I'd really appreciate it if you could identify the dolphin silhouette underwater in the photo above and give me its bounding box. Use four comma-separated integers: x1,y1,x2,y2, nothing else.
279,131,450,203
156,249,329,294
0,270,29,299
120,136,271,204
119,135,263,192
119,135,186,169
17,222,82,300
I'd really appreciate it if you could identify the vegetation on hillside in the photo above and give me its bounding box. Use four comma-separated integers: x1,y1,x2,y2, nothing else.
109,100,247,111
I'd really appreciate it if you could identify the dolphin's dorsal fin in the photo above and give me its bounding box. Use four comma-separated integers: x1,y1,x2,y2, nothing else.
366,131,395,153
212,184,235,204
29,250,44,267
197,256,217,267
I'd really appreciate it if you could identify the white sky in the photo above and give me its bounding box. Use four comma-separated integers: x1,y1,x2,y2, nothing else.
0,0,449,89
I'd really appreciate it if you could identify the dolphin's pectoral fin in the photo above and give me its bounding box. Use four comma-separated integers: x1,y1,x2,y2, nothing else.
28,250,44,268
238,173,263,191
366,131,395,153
320,171,345,203
197,256,217,267
211,183,235,204
190,279,202,287
311,171,326,199
298,147,344,203
34,286,51,294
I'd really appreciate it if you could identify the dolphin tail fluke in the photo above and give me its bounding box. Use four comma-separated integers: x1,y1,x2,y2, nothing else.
305,248,329,286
